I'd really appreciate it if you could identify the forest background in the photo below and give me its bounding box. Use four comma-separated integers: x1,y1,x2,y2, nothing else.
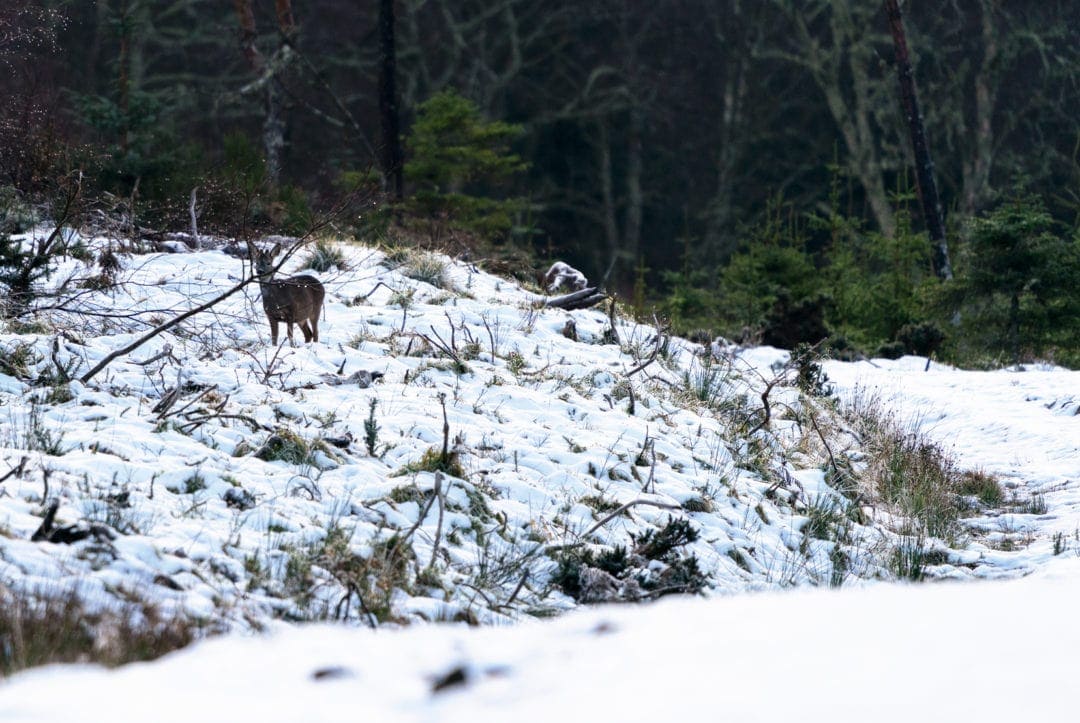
2,0,1079,367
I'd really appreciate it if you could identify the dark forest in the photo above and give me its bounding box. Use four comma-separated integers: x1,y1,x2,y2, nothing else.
3,1,1079,365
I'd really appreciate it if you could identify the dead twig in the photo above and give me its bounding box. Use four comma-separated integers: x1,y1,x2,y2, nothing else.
626,320,668,377
0,456,28,485
577,499,683,542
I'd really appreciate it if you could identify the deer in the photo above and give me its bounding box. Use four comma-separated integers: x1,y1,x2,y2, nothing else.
248,241,325,345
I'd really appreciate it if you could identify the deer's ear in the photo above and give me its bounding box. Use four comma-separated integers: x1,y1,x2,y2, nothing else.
270,242,283,258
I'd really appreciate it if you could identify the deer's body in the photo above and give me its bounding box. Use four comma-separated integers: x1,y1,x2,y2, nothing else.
252,243,325,345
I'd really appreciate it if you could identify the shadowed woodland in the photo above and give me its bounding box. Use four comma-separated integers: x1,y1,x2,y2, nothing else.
2,0,1079,365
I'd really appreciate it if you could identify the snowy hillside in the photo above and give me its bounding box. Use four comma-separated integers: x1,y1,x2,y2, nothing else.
1,230,1079,719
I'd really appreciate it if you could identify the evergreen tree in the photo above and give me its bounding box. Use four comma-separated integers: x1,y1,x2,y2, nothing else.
404,89,527,241
952,195,1080,364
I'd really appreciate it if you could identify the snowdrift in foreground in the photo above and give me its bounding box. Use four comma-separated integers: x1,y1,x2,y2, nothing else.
4,558,1079,723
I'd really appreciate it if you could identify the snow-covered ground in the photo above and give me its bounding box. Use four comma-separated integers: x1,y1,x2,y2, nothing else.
4,561,1080,723
826,356,1080,578
1,231,1078,720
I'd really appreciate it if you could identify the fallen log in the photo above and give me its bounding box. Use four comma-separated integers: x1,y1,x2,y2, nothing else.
523,286,606,311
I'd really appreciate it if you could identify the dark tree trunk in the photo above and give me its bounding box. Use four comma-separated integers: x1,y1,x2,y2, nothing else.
116,0,132,153
1009,292,1020,364
378,0,403,201
233,0,287,186
263,81,285,185
884,0,952,280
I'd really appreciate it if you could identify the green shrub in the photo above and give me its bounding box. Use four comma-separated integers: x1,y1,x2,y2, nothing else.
552,517,708,603
708,196,817,336
822,204,936,351
895,322,946,357
403,89,529,242
317,531,413,624
70,88,202,218
957,469,1004,508
948,195,1080,365
253,429,315,466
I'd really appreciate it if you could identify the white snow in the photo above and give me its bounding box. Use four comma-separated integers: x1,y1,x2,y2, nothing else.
1,230,1078,720
3,565,1080,722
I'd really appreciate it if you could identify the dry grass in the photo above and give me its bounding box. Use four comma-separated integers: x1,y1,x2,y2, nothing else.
0,586,201,677
841,389,990,545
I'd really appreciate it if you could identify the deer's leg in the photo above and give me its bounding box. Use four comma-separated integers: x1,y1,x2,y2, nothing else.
299,321,313,343
268,318,280,346
286,322,296,346
310,317,319,343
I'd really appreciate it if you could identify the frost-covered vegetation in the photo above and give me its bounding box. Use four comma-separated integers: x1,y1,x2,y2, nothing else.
0,231,1061,675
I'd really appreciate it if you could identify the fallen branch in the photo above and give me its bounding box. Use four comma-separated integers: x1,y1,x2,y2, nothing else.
0,456,28,485
626,320,668,377
522,286,606,311
577,499,683,542
80,275,259,384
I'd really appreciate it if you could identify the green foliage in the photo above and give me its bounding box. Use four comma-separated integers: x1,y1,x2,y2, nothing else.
395,446,465,478
0,340,40,379
190,132,315,236
0,187,41,234
221,131,267,194
895,322,946,357
72,89,202,210
957,469,1004,508
661,265,716,333
791,343,830,396
274,185,314,236
629,517,699,560
821,201,938,350
0,231,49,315
318,531,413,623
404,89,529,241
552,517,707,603
948,195,1080,365
20,401,66,456
803,496,846,541
364,398,380,456
678,355,730,408
0,183,82,317
890,533,930,581
400,250,449,287
844,393,966,545
717,201,818,335
183,470,208,494
253,429,314,466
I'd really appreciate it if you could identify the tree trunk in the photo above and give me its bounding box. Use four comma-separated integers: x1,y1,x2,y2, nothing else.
116,0,132,153
784,4,896,238
623,107,644,274
705,49,749,264
597,121,619,281
263,81,285,186
1009,292,1020,364
233,0,287,187
884,0,953,280
378,0,404,201
961,0,998,217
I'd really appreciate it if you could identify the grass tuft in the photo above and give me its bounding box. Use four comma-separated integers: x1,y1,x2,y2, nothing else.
300,240,349,272
0,587,200,676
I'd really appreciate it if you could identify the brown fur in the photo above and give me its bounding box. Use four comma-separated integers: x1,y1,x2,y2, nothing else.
252,243,325,345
